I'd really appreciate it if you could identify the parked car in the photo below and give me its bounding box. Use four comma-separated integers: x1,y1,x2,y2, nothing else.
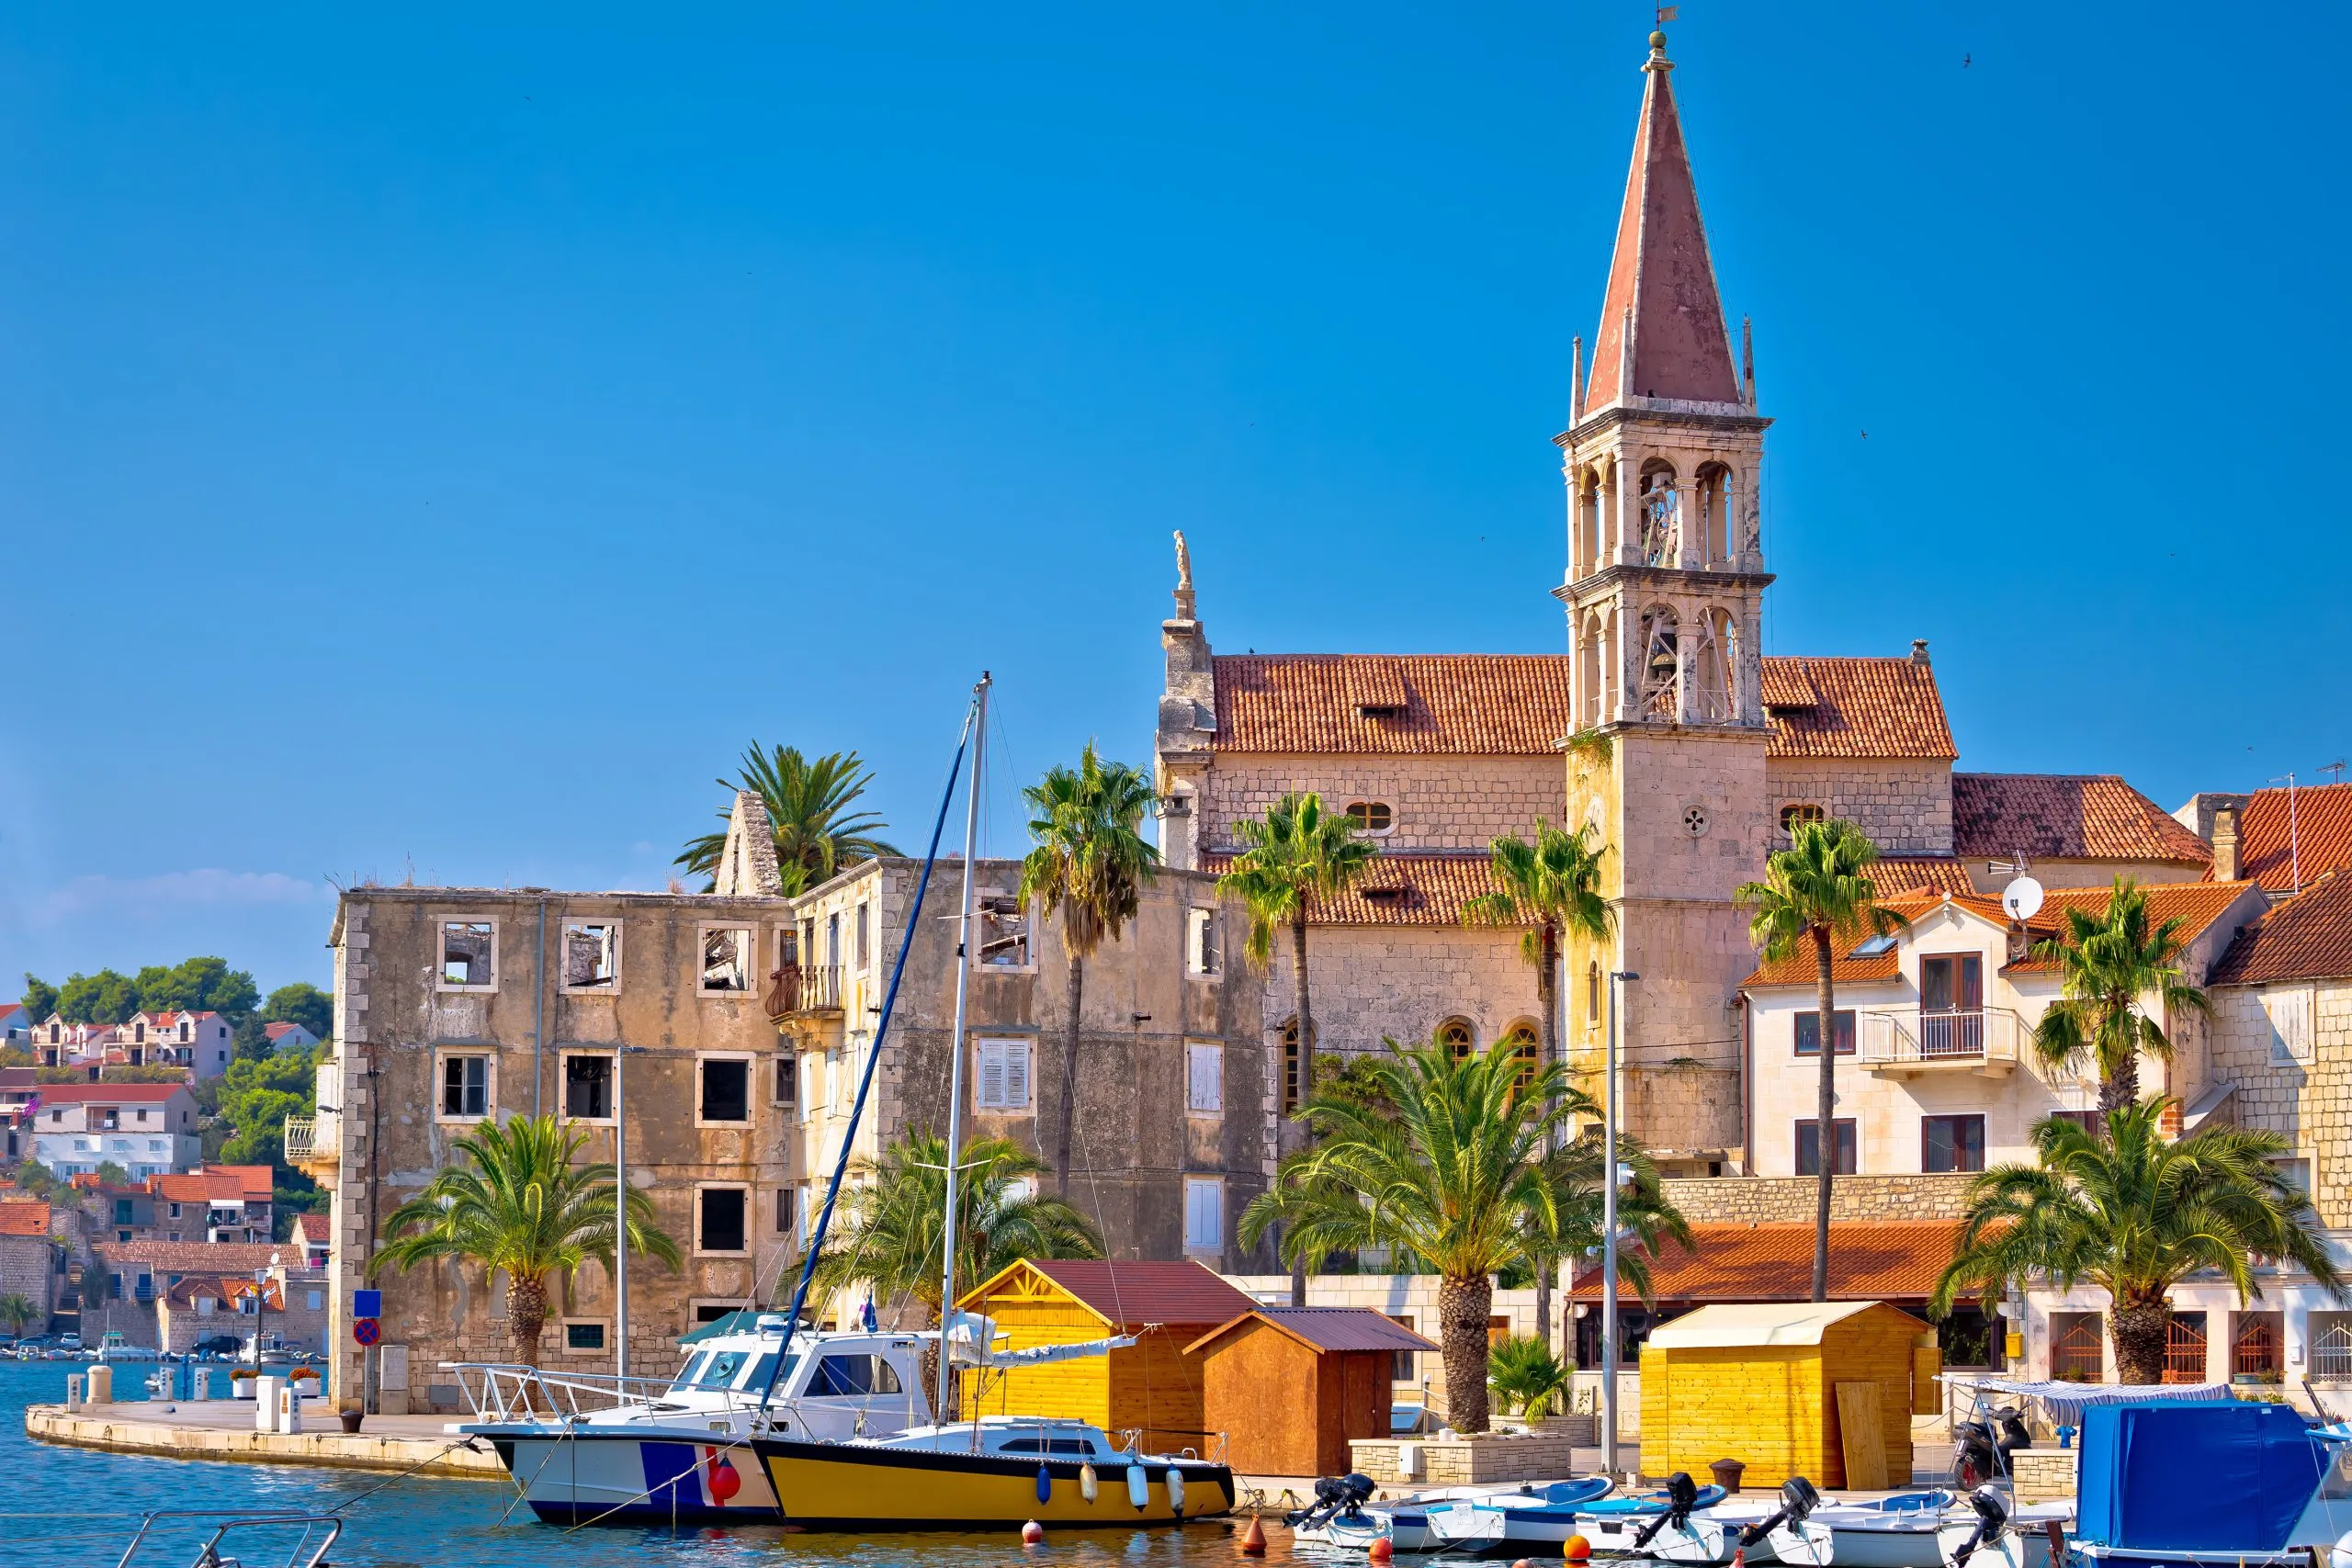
193,1335,242,1357
58,1333,82,1350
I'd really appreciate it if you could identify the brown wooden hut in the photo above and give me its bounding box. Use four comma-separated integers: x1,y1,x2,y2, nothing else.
1186,1308,1438,1478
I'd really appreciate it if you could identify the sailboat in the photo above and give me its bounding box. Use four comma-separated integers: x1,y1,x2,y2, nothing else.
746,671,1235,1529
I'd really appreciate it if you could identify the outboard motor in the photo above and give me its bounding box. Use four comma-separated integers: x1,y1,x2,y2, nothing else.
1287,1472,1379,1527
1738,1476,1823,1548
1948,1485,2013,1566
1634,1472,1702,1550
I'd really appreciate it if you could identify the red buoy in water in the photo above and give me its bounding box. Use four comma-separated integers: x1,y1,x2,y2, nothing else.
1563,1536,1592,1562
1023,1520,1046,1545
1242,1517,1268,1556
1370,1538,1395,1563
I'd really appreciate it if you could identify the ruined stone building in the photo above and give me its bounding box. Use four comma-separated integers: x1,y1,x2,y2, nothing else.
304,795,1269,1411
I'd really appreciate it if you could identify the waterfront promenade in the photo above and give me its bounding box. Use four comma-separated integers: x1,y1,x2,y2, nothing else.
26,1398,504,1478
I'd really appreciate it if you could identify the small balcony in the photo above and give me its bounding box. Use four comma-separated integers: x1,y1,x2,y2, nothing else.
283,1114,335,1177
1858,1008,2023,1078
765,963,843,1022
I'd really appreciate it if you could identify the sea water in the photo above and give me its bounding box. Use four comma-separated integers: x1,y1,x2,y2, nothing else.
0,1360,1310,1567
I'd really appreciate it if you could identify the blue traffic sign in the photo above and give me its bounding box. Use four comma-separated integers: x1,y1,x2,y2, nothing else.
352,1289,381,1318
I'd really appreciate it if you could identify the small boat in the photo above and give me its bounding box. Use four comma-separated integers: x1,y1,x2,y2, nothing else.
1286,1472,1498,1550
2069,1398,2352,1568
1378,1477,1619,1553
1809,1489,2064,1568
1575,1473,1830,1565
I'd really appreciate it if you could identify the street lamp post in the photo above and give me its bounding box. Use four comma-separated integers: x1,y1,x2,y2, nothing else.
1602,969,1638,1479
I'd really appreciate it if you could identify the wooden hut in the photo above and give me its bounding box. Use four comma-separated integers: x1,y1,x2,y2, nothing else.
1186,1308,1438,1478
1638,1301,1928,1489
955,1259,1258,1454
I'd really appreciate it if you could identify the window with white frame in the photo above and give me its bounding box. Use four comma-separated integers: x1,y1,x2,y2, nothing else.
699,927,752,994
1183,1177,1223,1251
438,1054,491,1120
698,1055,752,1123
1187,908,1219,976
562,1052,614,1122
437,921,497,991
2264,987,2315,1065
1186,1042,1224,1114
560,920,620,992
976,1038,1033,1111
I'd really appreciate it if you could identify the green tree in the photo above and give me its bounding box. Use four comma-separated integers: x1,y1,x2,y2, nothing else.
1487,1334,1572,1420
1463,818,1613,1347
1242,1036,1686,1433
1017,743,1160,1190
0,1292,38,1337
1736,818,1907,1303
20,975,58,1021
373,1115,681,1365
811,1133,1102,1408
57,970,138,1024
676,743,899,893
261,982,333,1042
1931,1101,2344,1383
133,957,260,1021
2030,878,2212,1117
95,1161,130,1187
214,1049,318,1185
1219,790,1378,1303
10,1160,59,1201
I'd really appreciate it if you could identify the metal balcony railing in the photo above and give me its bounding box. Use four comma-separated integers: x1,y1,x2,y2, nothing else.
1857,1008,2023,1069
282,1116,315,1165
765,963,843,1021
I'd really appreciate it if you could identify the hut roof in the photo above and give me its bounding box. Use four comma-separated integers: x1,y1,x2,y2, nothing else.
1645,1300,1920,1349
958,1258,1258,1328
1184,1307,1440,1358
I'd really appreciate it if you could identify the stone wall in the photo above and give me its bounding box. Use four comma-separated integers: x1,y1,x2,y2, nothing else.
1661,1172,1976,1225
1199,754,1567,856
1764,759,1953,856
0,1233,53,1325
2204,978,2352,1228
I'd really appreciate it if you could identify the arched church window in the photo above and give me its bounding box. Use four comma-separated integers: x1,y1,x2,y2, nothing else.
1436,1017,1476,1063
1696,465,1734,566
1345,802,1394,835
1690,608,1736,723
1499,1021,1540,1092
1780,803,1826,839
1638,463,1679,567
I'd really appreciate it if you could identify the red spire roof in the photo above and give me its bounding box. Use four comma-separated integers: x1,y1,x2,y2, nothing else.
1582,30,1741,412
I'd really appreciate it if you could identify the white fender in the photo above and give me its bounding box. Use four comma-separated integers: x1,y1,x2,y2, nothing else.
1126,1463,1149,1510
1080,1462,1099,1503
1165,1467,1186,1517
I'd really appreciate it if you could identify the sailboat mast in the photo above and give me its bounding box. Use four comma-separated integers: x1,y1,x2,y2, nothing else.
938,671,989,1386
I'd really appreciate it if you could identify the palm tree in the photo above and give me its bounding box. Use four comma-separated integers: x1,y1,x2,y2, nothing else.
0,1292,38,1338
1931,1101,2343,1383
1219,791,1378,1304
810,1134,1102,1410
1487,1334,1572,1422
1736,818,1907,1303
1241,1036,1685,1433
371,1115,681,1365
2030,877,2212,1117
677,743,899,892
1018,743,1160,1191
1463,819,1613,1348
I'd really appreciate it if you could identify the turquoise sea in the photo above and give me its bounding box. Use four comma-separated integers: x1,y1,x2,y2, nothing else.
1,1361,1283,1568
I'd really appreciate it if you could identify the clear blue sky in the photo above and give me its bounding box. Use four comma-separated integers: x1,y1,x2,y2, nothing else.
4,3,2346,999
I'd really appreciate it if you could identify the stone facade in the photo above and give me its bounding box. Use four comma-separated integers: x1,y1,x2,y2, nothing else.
2203,978,2352,1227
1193,754,1568,860
1659,1173,1975,1226
1766,759,1953,856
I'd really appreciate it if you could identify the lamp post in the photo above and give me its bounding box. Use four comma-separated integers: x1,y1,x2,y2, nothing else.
1602,969,1638,1479
613,1044,650,1380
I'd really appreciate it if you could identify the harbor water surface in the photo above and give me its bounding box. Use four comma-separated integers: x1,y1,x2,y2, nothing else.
3,1361,1320,1568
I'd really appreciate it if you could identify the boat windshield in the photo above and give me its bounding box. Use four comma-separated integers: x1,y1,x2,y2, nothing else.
667,1352,713,1394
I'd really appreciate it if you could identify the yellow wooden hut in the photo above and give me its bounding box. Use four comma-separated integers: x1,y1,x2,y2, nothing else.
1638,1301,1928,1489
954,1259,1258,1455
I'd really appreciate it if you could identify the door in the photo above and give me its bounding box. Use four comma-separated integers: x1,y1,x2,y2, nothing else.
1340,1352,1381,1476
1920,955,1984,1056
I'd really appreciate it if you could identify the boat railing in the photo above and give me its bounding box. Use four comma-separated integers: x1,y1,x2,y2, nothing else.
110,1509,342,1568
439,1360,794,1423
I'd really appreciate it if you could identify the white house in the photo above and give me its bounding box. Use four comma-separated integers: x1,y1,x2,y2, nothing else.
28,1082,202,1179
263,1021,320,1055
124,1010,235,1079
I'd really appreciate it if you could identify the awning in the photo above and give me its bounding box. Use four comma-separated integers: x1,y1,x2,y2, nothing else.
1943,1374,2234,1425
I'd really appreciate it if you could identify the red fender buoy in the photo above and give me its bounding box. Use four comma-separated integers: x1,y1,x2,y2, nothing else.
1370,1537,1395,1563
1514,1558,1535,1568
1564,1535,1593,1562
1023,1520,1046,1545
1242,1517,1268,1555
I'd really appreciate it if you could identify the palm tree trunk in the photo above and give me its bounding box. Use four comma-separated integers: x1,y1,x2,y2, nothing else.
921,1302,948,1418
1534,919,1560,1351
1438,1271,1494,1434
1811,925,1838,1304
2110,1295,2170,1385
1290,913,1314,1308
2099,1014,2140,1117
1054,953,1086,1192
506,1271,548,1367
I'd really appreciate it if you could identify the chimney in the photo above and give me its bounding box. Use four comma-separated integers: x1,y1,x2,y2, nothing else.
2213,805,2242,882
1910,638,1931,667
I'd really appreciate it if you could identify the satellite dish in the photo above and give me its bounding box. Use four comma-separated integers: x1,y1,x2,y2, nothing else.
2002,875,2044,921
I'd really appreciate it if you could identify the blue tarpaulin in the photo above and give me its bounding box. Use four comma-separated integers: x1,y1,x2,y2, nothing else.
2076,1399,2323,1552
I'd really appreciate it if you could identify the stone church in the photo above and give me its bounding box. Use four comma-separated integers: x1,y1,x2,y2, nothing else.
1153,26,2210,1177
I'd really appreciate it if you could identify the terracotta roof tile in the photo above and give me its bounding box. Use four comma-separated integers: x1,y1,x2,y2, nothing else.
1214,655,1571,755
0,1201,51,1237
1762,657,1956,761
28,1083,188,1104
297,1213,329,1243
1870,857,1975,896
1569,1220,1968,1303
1741,891,2008,987
1014,1260,1259,1327
2211,872,2352,987
2003,881,2262,975
1200,852,1509,928
2237,783,2352,893
206,1165,276,1201
92,1240,301,1275
1953,774,2211,865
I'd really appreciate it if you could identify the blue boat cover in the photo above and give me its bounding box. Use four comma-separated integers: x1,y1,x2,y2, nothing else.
2076,1398,2321,1551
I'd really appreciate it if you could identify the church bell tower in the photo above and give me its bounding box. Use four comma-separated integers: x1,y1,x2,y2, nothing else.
1555,26,1773,1174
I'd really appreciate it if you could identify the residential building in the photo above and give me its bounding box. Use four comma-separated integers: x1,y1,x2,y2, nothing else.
2176,781,2352,901
122,1010,235,1078
88,1240,327,1353
264,1021,321,1054
0,1201,56,1333
30,1018,119,1070
28,1083,201,1179
295,1211,329,1269
0,1003,31,1050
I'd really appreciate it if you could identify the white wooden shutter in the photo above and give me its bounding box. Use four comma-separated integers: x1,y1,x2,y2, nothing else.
1184,1179,1221,1250
1005,1041,1030,1109
1187,1043,1223,1113
978,1042,1006,1109
2265,987,2314,1064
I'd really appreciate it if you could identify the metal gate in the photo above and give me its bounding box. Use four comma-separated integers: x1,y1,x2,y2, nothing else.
2164,1314,2209,1383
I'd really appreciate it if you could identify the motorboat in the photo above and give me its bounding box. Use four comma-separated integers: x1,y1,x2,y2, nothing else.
1574,1473,1831,1565
2068,1398,2352,1568
1379,1477,1620,1553
1286,1472,1510,1550
1808,1488,2065,1568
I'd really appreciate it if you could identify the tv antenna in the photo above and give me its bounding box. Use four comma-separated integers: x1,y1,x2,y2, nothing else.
2322,760,2346,785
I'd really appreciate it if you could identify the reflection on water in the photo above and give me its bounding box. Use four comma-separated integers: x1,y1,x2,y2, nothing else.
2,1362,1289,1568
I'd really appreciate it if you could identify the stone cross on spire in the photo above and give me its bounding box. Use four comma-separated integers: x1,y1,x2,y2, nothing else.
1579,26,1741,412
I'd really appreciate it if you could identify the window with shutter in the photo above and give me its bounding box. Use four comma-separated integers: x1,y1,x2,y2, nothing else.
977,1038,1031,1111
1005,1041,1029,1108
1187,1043,1223,1114
2265,987,2315,1065
1183,1178,1222,1250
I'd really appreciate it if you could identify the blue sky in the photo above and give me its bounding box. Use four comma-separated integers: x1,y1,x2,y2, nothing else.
3,3,2346,998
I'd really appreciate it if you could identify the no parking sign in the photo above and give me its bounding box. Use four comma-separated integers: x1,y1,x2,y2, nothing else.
353,1317,381,1347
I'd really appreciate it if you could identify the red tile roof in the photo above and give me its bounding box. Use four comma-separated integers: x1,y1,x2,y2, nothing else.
1870,857,1975,896
2211,872,2352,987
995,1260,1260,1327
1214,655,1572,755
1200,852,1510,928
1953,774,2211,865
297,1213,329,1244
2004,881,2262,975
1762,657,1956,761
1185,1307,1439,1358
149,1172,245,1203
0,1201,51,1238
1742,891,2010,987
206,1165,276,1201
92,1240,300,1275
1569,1221,1969,1303
2237,783,2352,894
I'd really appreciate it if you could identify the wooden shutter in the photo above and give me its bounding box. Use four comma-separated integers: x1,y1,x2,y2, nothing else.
978,1042,1006,1109
1004,1041,1030,1108
1188,1043,1222,1113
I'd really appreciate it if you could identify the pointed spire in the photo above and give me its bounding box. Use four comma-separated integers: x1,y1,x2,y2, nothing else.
1581,27,1741,412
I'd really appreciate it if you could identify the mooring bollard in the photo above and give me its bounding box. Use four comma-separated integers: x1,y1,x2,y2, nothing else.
254,1375,283,1433
87,1364,114,1405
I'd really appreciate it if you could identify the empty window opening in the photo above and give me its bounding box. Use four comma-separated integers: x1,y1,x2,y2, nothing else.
564,1055,613,1121
441,1055,489,1119
1345,802,1394,835
439,922,495,989
855,903,871,972
698,1187,748,1253
1282,1020,1305,1111
976,893,1031,967
1187,908,1220,976
701,928,752,993
561,921,619,991
976,1038,1033,1111
773,1055,797,1108
700,1057,752,1122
